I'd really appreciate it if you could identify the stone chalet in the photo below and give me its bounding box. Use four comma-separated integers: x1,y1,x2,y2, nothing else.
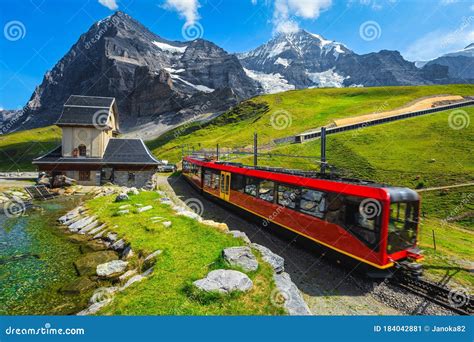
33,95,160,187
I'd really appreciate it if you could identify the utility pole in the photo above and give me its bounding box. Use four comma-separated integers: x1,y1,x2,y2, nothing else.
216,143,220,161
253,132,258,167
320,127,327,175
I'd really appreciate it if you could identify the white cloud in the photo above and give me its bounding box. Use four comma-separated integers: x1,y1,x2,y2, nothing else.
440,0,459,5
403,28,474,61
98,0,118,10
273,0,332,33
163,0,200,26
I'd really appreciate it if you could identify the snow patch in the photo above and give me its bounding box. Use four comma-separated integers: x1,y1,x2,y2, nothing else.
169,74,214,93
274,57,290,68
306,68,346,88
152,41,187,54
244,68,295,94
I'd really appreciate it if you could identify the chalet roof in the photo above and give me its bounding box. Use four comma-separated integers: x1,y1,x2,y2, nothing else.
33,139,160,166
56,95,118,129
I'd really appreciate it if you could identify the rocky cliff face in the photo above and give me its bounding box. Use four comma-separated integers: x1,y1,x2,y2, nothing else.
11,11,258,133
238,29,468,92
423,43,474,82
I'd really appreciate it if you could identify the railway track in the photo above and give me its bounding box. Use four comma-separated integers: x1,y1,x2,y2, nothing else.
391,274,473,315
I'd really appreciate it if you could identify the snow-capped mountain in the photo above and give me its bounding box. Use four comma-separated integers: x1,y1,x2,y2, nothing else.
10,11,259,133
422,43,474,82
238,29,456,93
238,30,353,91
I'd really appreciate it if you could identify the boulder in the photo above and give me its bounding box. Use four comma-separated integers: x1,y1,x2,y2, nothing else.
37,176,51,187
193,269,253,294
96,260,128,278
74,251,119,276
202,220,229,232
115,193,129,202
118,269,138,282
222,246,258,272
251,243,285,274
111,239,126,251
162,221,172,228
68,216,97,232
137,205,153,213
120,274,145,291
53,175,76,188
228,230,251,244
121,246,134,260
273,272,311,315
142,250,162,271
80,240,108,253
60,277,96,294
128,187,139,195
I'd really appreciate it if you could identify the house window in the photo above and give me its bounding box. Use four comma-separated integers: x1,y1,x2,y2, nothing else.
128,172,135,182
79,171,90,181
78,144,87,157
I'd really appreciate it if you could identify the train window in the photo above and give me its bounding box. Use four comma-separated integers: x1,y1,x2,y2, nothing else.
204,169,212,187
277,185,300,209
210,171,220,190
343,196,381,250
299,188,326,219
387,202,418,253
231,174,245,192
258,180,275,202
244,177,258,197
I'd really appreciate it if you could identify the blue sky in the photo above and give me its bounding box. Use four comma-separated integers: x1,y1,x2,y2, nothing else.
0,0,473,110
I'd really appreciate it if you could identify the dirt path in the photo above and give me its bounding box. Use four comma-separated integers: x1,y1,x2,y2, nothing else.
332,95,465,127
156,174,455,315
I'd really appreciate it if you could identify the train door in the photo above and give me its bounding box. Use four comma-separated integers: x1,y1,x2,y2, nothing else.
220,171,231,201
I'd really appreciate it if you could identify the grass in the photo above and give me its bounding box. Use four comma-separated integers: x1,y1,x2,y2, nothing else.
418,218,473,290
85,191,284,315
235,107,474,188
148,84,474,163
0,125,60,171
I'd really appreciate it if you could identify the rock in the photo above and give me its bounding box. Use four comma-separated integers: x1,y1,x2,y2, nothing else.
78,220,100,234
116,209,129,215
118,204,131,210
93,229,108,239
89,287,117,304
68,216,97,232
58,206,84,224
80,240,108,253
118,269,138,282
37,176,50,187
60,277,96,294
202,220,229,232
128,187,139,195
193,269,253,294
121,246,134,260
67,234,90,244
76,301,110,316
120,274,145,291
87,224,106,237
228,230,251,244
105,232,118,242
115,193,129,202
222,246,258,272
137,205,152,213
162,221,172,228
111,239,126,251
74,251,119,276
142,250,162,271
273,272,311,315
96,260,128,278
53,175,76,188
251,243,285,274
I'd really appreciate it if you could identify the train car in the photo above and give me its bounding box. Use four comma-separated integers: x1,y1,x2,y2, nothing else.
182,156,423,276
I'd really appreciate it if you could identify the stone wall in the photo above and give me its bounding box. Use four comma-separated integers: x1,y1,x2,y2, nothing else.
113,170,154,188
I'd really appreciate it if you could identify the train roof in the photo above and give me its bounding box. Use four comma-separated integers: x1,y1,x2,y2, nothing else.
184,156,419,202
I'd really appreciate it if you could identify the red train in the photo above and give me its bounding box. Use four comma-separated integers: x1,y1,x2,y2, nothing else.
182,156,423,276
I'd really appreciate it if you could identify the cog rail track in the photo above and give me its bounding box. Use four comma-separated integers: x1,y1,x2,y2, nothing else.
391,274,473,315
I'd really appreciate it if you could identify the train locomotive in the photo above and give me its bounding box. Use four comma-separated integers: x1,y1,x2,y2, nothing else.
182,156,424,277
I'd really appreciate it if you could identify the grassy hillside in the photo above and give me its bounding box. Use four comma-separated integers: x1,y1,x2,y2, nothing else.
235,106,474,188
148,84,474,163
0,126,60,171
